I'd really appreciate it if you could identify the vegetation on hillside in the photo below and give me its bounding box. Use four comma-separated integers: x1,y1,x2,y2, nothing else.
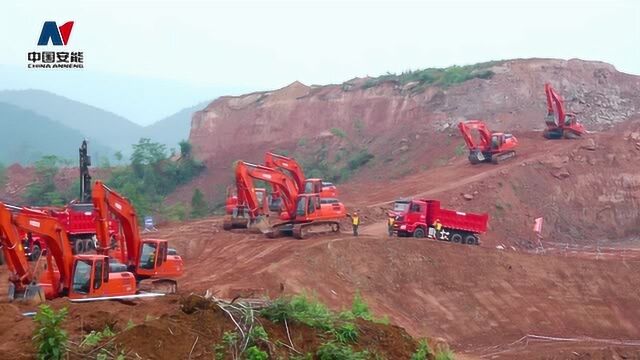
107,139,204,217
23,155,69,206
20,139,204,221
36,292,453,359
361,60,503,90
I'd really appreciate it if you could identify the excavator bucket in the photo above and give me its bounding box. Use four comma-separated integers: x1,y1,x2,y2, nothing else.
8,283,45,304
251,216,272,234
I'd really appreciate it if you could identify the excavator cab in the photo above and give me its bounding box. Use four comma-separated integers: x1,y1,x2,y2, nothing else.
295,194,321,219
304,179,323,194
136,239,183,279
69,254,136,300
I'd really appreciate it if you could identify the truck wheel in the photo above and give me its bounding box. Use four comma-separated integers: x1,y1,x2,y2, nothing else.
74,240,85,254
413,228,426,238
451,233,462,243
465,235,478,245
30,244,42,261
84,238,95,251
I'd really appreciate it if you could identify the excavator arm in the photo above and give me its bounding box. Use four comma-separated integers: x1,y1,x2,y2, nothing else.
458,120,492,151
0,203,33,287
264,152,306,191
92,180,141,267
236,161,300,219
11,208,75,293
544,83,566,127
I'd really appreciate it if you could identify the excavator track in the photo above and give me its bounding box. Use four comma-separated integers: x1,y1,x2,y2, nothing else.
492,150,516,164
292,221,340,239
138,279,178,294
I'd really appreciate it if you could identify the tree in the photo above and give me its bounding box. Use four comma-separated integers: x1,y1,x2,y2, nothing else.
114,151,123,163
24,155,66,206
190,188,208,218
179,140,193,159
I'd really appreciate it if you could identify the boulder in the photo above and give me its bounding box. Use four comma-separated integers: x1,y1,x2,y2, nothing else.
552,168,571,179
462,193,474,201
582,138,597,151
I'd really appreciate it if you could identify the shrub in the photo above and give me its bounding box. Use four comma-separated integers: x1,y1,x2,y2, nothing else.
350,291,372,320
411,340,433,360
455,144,467,157
316,341,369,360
33,305,68,360
190,188,208,218
80,326,115,347
245,345,268,360
330,127,347,138
347,150,374,170
435,347,455,360
334,323,358,343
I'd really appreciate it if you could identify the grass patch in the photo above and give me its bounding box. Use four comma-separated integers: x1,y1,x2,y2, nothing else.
362,60,503,90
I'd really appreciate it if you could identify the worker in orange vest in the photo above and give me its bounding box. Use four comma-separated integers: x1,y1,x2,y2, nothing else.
387,214,395,236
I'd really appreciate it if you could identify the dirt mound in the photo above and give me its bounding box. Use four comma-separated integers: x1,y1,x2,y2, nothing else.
0,303,34,360
110,295,421,359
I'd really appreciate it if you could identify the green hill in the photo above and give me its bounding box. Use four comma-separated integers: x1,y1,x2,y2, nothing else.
0,89,143,152
0,102,114,164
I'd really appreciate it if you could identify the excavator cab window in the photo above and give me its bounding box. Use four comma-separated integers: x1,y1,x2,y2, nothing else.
139,242,158,270
307,197,315,214
93,259,103,290
491,135,501,149
304,181,314,194
296,197,308,217
564,115,572,126
72,259,92,294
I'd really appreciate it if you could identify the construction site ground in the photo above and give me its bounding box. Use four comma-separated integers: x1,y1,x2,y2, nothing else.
2,128,640,359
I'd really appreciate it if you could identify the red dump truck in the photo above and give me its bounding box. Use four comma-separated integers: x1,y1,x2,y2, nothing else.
393,199,488,245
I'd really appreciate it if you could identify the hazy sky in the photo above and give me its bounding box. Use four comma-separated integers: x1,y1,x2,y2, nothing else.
1,0,638,125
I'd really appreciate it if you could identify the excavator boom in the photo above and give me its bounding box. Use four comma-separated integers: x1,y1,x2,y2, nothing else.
543,83,585,139
264,152,306,191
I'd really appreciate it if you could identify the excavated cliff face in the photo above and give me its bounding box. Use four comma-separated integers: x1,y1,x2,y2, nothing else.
189,58,640,164
181,58,640,246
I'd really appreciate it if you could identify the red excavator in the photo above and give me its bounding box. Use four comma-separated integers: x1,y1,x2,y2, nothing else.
458,120,518,164
264,152,338,198
224,161,346,238
225,185,268,215
92,181,183,292
0,202,141,303
544,83,586,139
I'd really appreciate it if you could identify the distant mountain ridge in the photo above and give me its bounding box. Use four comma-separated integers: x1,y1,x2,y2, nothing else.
0,89,208,164
0,102,114,164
